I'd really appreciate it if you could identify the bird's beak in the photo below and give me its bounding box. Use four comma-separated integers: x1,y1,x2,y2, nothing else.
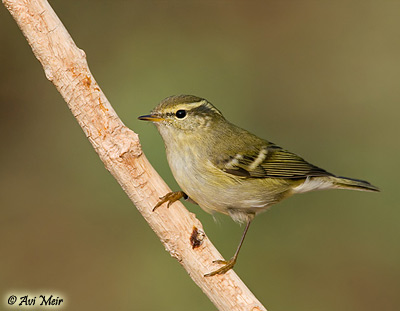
138,114,164,122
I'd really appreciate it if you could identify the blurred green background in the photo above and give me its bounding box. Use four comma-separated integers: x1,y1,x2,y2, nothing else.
1,1,399,310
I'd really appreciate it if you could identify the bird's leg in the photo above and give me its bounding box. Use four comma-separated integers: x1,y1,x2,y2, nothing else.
204,218,253,277
153,191,188,212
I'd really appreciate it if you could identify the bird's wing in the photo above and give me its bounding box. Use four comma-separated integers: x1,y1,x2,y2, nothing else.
215,143,333,179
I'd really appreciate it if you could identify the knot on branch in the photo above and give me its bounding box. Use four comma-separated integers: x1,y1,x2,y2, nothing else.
104,124,142,161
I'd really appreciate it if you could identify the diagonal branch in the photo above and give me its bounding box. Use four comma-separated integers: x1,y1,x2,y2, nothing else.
3,0,266,310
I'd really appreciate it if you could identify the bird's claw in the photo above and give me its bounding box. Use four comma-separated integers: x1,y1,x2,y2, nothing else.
204,258,237,277
152,191,185,212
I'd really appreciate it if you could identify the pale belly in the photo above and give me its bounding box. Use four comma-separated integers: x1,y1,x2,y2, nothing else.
166,149,293,220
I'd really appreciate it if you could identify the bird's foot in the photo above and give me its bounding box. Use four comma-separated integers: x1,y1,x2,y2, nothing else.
204,258,237,277
153,191,186,212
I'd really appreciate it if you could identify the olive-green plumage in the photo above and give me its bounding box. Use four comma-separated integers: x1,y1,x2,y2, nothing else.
138,95,379,276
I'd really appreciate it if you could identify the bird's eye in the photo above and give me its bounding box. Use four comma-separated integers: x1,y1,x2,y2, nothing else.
175,110,187,119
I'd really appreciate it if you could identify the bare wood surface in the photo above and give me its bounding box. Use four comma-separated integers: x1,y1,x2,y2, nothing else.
3,0,267,310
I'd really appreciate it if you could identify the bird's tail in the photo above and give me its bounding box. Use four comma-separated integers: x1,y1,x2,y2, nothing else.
331,176,380,192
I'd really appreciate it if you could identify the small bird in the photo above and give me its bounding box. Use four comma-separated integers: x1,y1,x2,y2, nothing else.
138,95,379,276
